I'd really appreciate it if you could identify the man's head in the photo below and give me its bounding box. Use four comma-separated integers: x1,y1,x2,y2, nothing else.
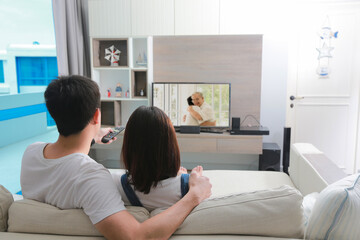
44,75,101,137
191,92,204,107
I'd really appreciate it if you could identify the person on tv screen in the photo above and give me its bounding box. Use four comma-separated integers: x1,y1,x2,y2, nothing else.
114,106,210,211
183,96,202,125
183,92,215,126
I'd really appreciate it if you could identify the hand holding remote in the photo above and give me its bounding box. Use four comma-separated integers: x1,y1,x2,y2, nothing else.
101,126,125,143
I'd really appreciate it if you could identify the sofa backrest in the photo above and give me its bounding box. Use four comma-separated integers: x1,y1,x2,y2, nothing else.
0,185,14,232
7,186,305,239
7,199,149,236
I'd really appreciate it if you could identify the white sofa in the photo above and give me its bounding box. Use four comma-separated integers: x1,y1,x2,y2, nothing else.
1,143,357,240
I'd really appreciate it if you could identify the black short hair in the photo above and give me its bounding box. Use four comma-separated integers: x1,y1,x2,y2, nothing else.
121,106,180,194
187,96,194,106
44,75,100,136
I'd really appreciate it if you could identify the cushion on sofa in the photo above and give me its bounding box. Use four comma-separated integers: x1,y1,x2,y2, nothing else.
302,192,319,227
305,174,360,240
7,199,150,236
0,185,14,232
152,185,305,238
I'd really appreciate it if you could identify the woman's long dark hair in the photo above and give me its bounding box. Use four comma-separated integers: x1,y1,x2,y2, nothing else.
121,106,180,194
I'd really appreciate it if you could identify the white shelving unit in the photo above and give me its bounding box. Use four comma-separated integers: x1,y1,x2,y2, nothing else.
90,37,152,126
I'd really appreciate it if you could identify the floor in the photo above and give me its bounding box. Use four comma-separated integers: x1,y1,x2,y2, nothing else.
0,127,59,193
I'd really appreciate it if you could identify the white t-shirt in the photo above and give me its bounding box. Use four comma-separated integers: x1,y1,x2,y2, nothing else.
198,102,215,123
112,172,183,212
21,142,126,224
184,105,201,125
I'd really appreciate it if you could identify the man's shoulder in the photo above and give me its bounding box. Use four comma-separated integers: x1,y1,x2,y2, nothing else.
68,154,109,177
62,153,102,169
25,142,47,151
201,102,212,109
23,142,47,159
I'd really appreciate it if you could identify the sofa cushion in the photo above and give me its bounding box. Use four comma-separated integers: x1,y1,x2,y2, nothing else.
152,185,305,238
0,185,14,232
8,199,150,236
8,186,304,238
203,170,295,197
305,174,360,240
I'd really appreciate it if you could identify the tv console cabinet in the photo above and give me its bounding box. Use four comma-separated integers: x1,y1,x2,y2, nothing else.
89,128,273,171
176,132,262,154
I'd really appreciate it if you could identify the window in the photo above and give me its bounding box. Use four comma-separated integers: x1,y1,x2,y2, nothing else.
197,85,229,126
16,57,58,88
15,56,58,126
0,60,4,83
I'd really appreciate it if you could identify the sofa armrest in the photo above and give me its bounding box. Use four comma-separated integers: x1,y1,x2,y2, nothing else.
289,143,347,195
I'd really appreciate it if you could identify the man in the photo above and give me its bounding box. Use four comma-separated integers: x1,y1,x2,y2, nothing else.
20,75,211,240
185,92,215,126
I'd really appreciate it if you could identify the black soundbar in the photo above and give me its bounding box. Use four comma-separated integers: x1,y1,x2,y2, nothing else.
230,126,269,135
180,126,200,134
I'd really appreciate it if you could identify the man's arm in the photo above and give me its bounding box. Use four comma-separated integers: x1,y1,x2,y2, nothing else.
200,121,216,126
95,170,211,240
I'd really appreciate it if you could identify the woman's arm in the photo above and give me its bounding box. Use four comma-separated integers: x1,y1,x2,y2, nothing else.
187,106,203,121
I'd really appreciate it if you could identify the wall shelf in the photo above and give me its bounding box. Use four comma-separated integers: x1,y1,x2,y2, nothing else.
91,37,150,126
131,69,147,98
92,38,128,67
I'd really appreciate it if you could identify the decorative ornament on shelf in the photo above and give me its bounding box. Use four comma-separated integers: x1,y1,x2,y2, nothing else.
104,45,121,66
107,89,111,98
136,51,147,66
137,53,143,63
125,89,129,98
140,89,144,96
143,51,147,63
316,16,339,78
115,83,122,97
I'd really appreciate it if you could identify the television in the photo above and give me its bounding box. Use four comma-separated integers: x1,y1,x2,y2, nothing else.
152,82,231,129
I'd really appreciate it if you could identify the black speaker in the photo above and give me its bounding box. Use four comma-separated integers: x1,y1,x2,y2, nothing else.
232,117,240,130
282,127,291,174
259,143,280,171
180,126,200,134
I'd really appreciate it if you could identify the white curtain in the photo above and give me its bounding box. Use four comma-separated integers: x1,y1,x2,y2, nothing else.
52,0,90,77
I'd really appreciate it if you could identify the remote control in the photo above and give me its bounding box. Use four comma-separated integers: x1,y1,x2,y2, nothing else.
101,126,125,143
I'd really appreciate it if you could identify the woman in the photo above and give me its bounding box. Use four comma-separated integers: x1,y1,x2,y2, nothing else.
115,106,203,211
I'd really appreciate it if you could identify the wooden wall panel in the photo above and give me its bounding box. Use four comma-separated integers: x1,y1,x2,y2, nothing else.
153,35,262,121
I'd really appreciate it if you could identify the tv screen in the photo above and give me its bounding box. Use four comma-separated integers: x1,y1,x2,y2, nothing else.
152,82,231,128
